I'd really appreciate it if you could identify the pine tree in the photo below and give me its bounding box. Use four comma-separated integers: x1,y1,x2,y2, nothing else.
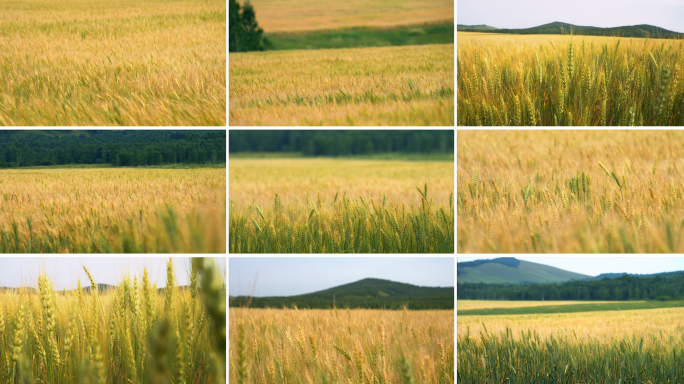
229,0,271,52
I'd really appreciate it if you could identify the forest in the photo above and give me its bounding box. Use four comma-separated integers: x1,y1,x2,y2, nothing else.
229,130,454,156
458,273,684,301
0,130,226,168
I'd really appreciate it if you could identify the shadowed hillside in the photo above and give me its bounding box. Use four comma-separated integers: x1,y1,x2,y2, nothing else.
230,278,454,309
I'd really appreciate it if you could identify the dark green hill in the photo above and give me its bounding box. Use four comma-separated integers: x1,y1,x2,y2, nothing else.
460,22,682,38
457,258,590,284
229,278,454,310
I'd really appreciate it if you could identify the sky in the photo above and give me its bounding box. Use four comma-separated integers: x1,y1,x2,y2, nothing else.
457,257,684,277
0,257,226,290
457,0,684,32
229,257,454,297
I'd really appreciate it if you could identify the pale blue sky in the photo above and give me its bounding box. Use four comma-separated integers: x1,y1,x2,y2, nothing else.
229,257,454,297
457,0,684,32
457,257,684,277
0,257,226,290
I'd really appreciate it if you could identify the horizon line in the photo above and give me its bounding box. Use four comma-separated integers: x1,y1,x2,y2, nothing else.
458,22,684,34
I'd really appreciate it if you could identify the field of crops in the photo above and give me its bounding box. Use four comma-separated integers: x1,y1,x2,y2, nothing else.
0,0,225,125
230,308,454,383
229,44,454,125
457,300,616,310
0,167,226,253
245,0,453,33
458,304,684,383
229,158,454,253
457,33,684,126
0,258,225,384
458,130,684,253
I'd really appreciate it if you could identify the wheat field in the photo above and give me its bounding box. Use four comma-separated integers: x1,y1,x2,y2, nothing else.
458,306,684,382
0,167,226,253
457,300,617,310
243,0,453,33
457,33,684,126
229,158,454,252
458,130,684,253
0,0,225,125
229,44,454,126
229,308,454,384
0,258,225,384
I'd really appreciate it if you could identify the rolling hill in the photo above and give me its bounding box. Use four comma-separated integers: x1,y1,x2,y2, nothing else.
457,258,590,284
229,278,454,310
458,22,682,38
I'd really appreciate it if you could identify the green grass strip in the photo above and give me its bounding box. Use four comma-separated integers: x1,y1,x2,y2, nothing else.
266,23,454,51
458,300,684,316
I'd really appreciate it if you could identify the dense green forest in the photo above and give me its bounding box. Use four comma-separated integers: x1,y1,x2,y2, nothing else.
229,130,454,156
458,272,684,301
0,130,226,168
230,278,454,310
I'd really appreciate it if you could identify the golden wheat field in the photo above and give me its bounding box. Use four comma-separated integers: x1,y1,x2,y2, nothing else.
0,0,225,125
0,167,226,253
456,300,617,310
0,258,226,384
458,306,684,343
230,158,454,207
457,32,684,126
244,0,453,33
458,130,684,253
229,158,454,252
229,308,454,383
229,44,454,126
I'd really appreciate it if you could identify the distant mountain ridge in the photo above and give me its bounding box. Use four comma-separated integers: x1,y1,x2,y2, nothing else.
230,278,454,310
458,22,682,38
457,258,590,284
458,258,684,285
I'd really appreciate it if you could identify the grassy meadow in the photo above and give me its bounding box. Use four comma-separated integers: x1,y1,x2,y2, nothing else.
229,308,454,384
229,158,454,253
0,258,225,384
266,23,454,51
457,32,684,126
458,300,684,316
229,44,454,125
0,0,225,125
0,167,226,253
458,130,684,253
458,302,684,383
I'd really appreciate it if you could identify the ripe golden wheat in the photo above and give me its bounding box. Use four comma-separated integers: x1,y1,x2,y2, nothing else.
0,168,226,253
458,33,684,126
229,308,454,384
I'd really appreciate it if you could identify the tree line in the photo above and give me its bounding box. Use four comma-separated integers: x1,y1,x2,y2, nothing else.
229,130,454,156
0,130,226,168
458,273,684,301
229,295,454,310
